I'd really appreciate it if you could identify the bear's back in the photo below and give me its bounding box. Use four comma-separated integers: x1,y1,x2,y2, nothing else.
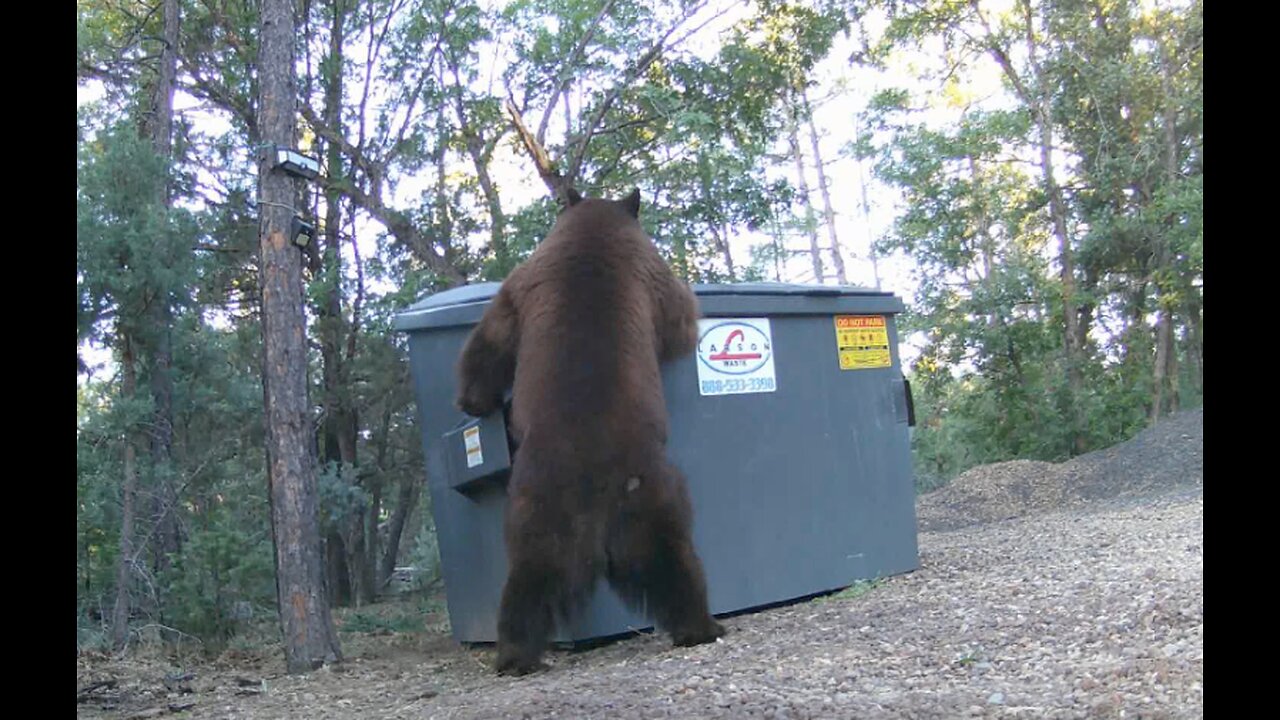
506,199,670,458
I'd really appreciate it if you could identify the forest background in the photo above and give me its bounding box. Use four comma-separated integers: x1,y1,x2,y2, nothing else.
76,0,1202,656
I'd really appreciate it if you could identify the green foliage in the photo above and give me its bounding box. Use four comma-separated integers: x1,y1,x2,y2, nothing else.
319,462,370,530
861,0,1202,484
160,516,276,645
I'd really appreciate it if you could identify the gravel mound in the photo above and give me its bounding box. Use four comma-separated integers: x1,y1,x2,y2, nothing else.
918,408,1202,532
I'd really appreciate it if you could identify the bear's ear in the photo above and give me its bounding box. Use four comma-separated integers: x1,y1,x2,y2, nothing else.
565,187,583,206
621,188,641,218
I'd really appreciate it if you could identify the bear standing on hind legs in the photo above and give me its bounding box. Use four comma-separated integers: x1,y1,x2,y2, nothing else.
455,188,725,676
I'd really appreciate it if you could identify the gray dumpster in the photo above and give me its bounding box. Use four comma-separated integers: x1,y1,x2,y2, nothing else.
393,282,918,643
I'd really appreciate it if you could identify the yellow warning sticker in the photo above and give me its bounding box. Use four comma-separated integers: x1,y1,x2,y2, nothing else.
834,315,892,370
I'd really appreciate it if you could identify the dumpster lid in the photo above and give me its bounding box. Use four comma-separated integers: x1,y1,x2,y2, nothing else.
394,281,900,331
403,281,890,311
402,282,503,313
693,282,892,297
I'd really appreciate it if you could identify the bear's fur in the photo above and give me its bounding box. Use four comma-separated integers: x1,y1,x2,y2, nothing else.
455,189,724,676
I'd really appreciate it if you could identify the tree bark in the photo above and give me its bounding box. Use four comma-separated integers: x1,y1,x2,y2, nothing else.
803,88,846,284
325,529,352,606
1151,38,1182,422
313,0,372,609
111,334,141,651
853,115,881,289
366,473,382,593
787,93,823,284
380,473,421,586
148,0,183,577
257,0,342,673
1183,290,1202,396
1027,14,1083,451
717,224,736,281
446,59,508,273
977,0,1086,451
696,154,735,280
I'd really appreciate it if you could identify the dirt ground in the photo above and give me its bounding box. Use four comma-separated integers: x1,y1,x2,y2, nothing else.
78,410,1203,719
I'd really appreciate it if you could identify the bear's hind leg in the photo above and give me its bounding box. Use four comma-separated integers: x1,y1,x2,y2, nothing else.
605,464,725,648
495,486,599,676
494,554,559,676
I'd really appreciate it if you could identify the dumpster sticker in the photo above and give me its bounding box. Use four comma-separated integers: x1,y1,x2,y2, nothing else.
463,425,484,468
695,318,777,396
834,315,892,370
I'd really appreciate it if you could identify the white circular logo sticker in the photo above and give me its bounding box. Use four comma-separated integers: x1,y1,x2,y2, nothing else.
695,319,777,396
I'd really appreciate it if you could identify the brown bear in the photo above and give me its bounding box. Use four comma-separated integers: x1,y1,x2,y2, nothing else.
455,188,725,676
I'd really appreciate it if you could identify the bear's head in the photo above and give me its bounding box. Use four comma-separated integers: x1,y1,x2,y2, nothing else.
562,187,641,219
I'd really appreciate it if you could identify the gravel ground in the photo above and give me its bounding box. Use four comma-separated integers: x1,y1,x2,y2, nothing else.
78,410,1204,719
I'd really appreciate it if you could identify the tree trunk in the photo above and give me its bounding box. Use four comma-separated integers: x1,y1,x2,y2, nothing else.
315,0,367,609
980,1,1086,451
787,94,823,284
1121,283,1148,370
1150,307,1176,422
380,474,420,586
1014,0,1085,451
1184,291,1202,396
443,57,508,273
148,0,183,577
325,529,351,606
803,89,846,284
718,224,736,281
697,156,735,280
366,475,382,594
345,516,372,606
258,0,342,673
1151,39,1182,422
853,114,881,290
371,401,394,590
111,334,141,651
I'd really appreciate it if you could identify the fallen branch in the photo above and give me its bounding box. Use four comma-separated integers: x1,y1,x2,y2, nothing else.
77,679,118,703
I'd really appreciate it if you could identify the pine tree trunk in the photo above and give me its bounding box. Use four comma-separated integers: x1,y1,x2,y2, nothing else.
148,0,183,576
316,0,365,608
803,89,846,284
325,530,352,606
111,335,141,651
346,518,371,606
257,0,342,673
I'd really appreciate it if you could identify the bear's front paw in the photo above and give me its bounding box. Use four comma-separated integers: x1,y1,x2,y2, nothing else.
456,386,500,417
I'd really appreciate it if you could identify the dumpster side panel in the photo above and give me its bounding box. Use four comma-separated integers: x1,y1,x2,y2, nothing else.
407,328,511,642
663,311,918,616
